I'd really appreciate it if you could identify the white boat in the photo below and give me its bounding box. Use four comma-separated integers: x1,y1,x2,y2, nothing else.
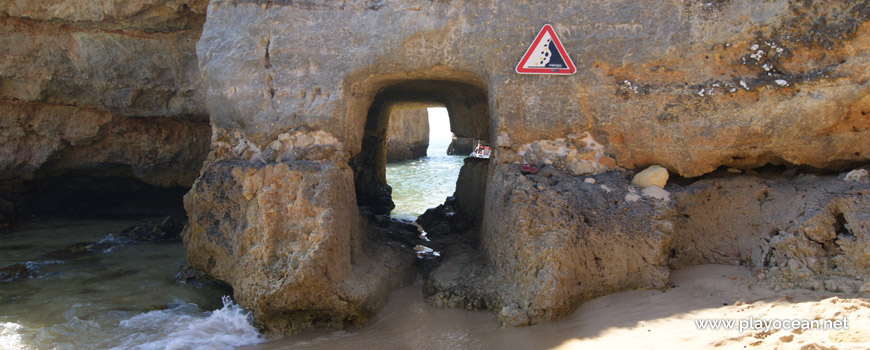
469,142,491,159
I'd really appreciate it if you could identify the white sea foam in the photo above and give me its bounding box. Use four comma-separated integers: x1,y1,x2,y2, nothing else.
24,259,63,270
0,322,32,350
96,234,134,252
108,296,264,350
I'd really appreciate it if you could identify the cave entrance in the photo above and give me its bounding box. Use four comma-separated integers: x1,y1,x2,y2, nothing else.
350,80,491,233
384,107,465,222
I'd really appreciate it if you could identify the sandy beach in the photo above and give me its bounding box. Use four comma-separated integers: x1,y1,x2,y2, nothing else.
248,264,870,350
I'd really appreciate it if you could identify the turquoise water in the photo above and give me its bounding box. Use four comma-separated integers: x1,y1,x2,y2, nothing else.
386,137,465,222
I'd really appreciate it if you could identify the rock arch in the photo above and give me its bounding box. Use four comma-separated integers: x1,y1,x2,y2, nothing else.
351,79,491,215
185,0,870,335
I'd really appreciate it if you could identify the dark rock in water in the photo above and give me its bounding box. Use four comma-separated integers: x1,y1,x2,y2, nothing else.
46,242,98,260
360,207,422,248
119,216,184,241
416,196,473,240
0,263,32,282
44,240,118,260
358,185,396,216
176,264,232,290
42,217,183,261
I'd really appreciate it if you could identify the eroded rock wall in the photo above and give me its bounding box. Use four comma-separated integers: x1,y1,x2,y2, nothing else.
191,0,870,332
184,127,418,332
427,167,674,326
386,108,429,161
427,166,870,326
0,100,209,193
452,157,489,225
197,0,868,177
0,0,210,216
183,159,416,333
670,172,870,293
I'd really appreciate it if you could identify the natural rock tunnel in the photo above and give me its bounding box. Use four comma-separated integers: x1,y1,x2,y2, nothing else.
180,0,870,334
351,80,491,216
4,0,863,337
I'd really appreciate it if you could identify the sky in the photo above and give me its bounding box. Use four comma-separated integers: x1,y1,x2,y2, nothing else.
427,107,452,142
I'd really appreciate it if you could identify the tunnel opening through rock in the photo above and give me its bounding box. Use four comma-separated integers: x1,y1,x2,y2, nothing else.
384,107,461,221
350,80,491,239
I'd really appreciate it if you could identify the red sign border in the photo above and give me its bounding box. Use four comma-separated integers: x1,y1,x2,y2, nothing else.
515,24,577,75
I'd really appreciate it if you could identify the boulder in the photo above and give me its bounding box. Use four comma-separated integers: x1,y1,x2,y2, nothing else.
426,168,870,325
176,264,233,289
183,159,416,333
427,166,674,325
632,165,669,189
845,169,868,182
669,173,870,293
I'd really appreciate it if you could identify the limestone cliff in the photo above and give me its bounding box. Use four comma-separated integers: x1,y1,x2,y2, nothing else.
187,0,870,333
195,0,868,176
386,108,429,161
0,0,210,216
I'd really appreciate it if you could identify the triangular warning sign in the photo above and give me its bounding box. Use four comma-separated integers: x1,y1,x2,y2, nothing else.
516,24,576,75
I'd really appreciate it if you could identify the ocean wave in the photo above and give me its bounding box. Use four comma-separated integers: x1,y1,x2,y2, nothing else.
95,234,133,253
107,296,264,350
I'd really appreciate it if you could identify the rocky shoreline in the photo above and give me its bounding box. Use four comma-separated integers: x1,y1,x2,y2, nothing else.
1,0,868,337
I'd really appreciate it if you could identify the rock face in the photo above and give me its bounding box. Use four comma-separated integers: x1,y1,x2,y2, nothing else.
195,0,868,176
452,157,489,226
0,101,210,192
428,167,674,325
0,0,210,214
188,0,870,333
670,173,870,293
386,108,429,161
426,167,870,325
183,159,416,333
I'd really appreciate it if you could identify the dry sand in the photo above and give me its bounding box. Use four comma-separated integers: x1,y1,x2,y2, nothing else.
245,264,870,350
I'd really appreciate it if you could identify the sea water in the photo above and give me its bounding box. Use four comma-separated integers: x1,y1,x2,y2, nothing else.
0,218,264,350
0,108,464,350
386,133,465,222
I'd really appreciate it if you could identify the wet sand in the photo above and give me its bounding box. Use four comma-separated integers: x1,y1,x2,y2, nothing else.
245,264,870,350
